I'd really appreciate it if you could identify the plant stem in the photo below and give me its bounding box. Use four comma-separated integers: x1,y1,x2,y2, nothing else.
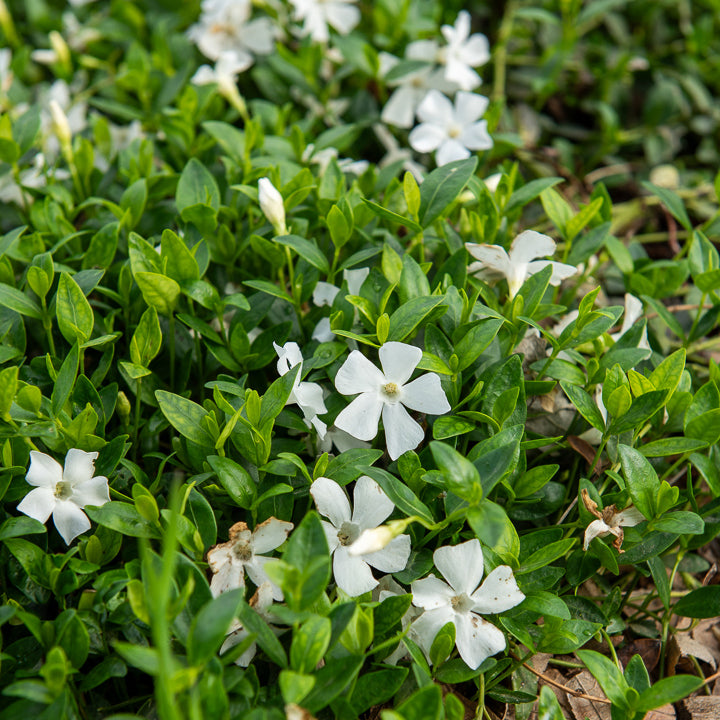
168,313,176,389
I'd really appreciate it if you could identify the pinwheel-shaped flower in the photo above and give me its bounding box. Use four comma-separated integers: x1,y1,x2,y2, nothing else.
289,0,360,44
334,341,450,460
310,475,411,596
410,539,525,670
207,518,293,599
466,230,577,299
409,90,492,167
439,10,490,91
17,449,110,545
274,341,328,438
581,489,645,552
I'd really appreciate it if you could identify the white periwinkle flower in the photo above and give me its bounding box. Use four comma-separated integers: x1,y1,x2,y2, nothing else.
581,489,645,552
466,230,578,299
409,90,492,167
274,341,328,438
191,50,252,96
334,342,451,461
207,518,293,599
188,0,276,64
310,475,411,596
611,294,650,350
17,450,110,545
258,177,288,236
410,539,525,670
439,11,490,91
289,0,360,44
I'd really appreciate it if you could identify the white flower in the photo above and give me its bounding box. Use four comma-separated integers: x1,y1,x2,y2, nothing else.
581,489,645,552
410,539,525,670
466,230,578,299
259,178,288,236
438,11,490,91
310,475,411,596
207,518,293,599
317,426,371,454
611,294,650,350
302,143,369,176
40,80,87,160
49,99,72,148
375,575,421,665
379,53,458,129
311,267,370,342
409,90,492,167
220,581,274,666
0,48,13,97
17,450,110,545
334,342,450,461
289,0,360,44
274,341,328,438
191,50,252,96
188,0,276,64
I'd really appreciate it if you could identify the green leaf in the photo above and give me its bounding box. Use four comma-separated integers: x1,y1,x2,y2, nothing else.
430,441,482,503
51,342,80,415
674,586,720,618
521,592,570,619
504,177,563,215
396,683,443,720
85,502,161,538
243,279,293,304
156,390,215,447
609,390,667,434
259,365,300,427
576,649,630,708
467,500,519,564
290,616,331,674
349,667,408,715
640,437,707,457
388,295,446,342
636,675,703,712
302,656,363,714
561,381,605,431
641,181,693,231
649,348,685,398
652,511,704,535
237,597,288,668
455,319,503,371
130,306,162,367
361,466,434,525
537,685,565,720
517,539,576,574
160,229,200,284
361,199,422,234
207,456,256,509
134,272,181,316
187,589,243,665
618,444,659,518
0,282,42,319
418,158,478,228
177,157,220,213
275,234,329,273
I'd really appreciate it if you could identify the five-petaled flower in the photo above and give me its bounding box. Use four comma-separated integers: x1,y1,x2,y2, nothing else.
410,539,525,670
310,475,411,596
289,0,360,44
17,449,110,545
581,489,645,552
207,518,293,599
409,90,492,167
334,341,451,460
274,341,328,438
439,10,490,91
466,230,578,299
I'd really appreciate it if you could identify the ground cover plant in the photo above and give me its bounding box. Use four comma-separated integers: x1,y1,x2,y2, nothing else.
2,1,720,719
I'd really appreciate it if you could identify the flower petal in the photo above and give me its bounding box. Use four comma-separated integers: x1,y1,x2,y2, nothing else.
245,556,284,600
454,91,488,125
71,475,110,508
351,475,395,529
252,517,294,554
26,451,63,488
378,342,422,385
334,392,383,442
325,2,360,35
408,122,446,154
62,449,99,486
615,506,646,528
274,341,303,375
382,87,418,129
408,606,455,656
509,230,556,264
416,89,454,127
333,547,377,596
526,260,578,286
364,534,411,573
335,350,385,395
310,476,351,528
17,487,56,523
293,381,328,416
470,565,525,614
460,121,493,151
583,518,611,551
312,317,334,343
465,243,511,277
321,519,340,554
434,539,484,595
52,500,91,545
313,281,340,307
411,574,455,610
436,139,471,167
210,560,245,597
343,267,370,296
454,612,507,670
382,402,425,461
401,373,451,415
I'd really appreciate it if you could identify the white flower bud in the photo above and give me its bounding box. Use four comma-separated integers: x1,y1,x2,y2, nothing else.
49,99,72,149
348,525,394,556
258,177,287,236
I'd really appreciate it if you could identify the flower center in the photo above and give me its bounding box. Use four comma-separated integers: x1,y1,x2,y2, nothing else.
411,75,424,88
233,541,253,562
450,593,474,614
337,521,360,547
382,382,400,397
448,124,462,139
54,481,73,500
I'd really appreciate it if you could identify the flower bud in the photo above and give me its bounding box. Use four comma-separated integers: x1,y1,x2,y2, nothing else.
49,99,72,150
348,525,394,556
258,177,287,236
